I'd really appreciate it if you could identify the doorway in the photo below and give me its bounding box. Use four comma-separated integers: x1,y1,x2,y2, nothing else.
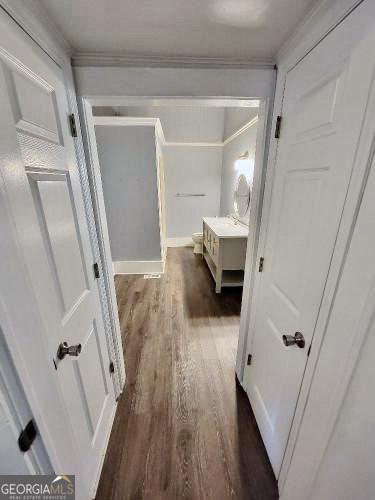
79,97,272,497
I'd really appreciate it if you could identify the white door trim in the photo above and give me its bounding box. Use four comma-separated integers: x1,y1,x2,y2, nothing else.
79,99,126,393
235,98,272,379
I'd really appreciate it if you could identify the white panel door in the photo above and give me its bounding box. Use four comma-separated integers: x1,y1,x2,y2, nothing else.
244,6,375,475
0,11,115,498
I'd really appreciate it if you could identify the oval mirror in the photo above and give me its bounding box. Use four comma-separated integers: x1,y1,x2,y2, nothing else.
234,174,250,218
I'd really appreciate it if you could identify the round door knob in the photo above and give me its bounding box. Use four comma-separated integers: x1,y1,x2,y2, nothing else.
57,342,82,360
282,332,305,349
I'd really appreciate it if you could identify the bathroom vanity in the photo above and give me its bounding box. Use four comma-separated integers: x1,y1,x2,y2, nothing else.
202,217,248,293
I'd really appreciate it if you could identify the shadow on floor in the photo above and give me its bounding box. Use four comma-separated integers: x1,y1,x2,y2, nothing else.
180,251,243,319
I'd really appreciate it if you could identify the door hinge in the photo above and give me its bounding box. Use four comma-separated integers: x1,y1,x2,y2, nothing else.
109,361,115,374
18,420,37,452
259,257,264,272
275,115,282,139
93,262,100,279
307,344,312,357
68,113,78,138
247,354,252,366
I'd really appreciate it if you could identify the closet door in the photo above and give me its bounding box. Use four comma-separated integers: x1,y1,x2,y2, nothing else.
0,10,116,497
244,2,375,475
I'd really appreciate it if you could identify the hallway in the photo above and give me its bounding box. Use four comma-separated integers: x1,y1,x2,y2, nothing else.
96,248,277,500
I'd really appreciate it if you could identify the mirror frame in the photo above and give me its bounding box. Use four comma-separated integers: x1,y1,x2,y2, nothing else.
234,174,251,218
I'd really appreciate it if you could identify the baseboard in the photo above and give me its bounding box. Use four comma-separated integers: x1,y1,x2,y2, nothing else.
113,260,164,275
167,237,194,247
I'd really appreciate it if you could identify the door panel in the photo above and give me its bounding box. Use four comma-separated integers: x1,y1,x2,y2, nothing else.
75,324,108,436
2,57,62,144
245,7,375,475
28,171,88,314
0,10,116,498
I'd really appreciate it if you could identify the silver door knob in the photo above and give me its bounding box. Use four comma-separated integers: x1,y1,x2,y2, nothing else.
282,332,305,349
57,342,82,360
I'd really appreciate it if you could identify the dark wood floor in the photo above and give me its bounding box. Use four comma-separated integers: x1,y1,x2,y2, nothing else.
96,248,278,500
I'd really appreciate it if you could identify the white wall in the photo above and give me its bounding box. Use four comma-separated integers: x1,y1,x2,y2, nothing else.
74,66,275,100
220,122,258,217
164,146,222,240
94,125,162,262
92,103,261,244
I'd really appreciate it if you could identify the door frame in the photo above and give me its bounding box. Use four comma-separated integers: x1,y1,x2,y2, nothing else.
79,94,271,367
240,0,370,491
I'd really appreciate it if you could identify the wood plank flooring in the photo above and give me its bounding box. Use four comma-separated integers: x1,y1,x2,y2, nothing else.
96,248,278,500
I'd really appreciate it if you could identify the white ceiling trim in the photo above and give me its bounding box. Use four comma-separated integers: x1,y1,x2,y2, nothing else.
93,115,258,148
73,52,275,70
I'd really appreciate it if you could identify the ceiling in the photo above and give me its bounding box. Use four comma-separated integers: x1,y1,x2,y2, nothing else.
41,0,317,63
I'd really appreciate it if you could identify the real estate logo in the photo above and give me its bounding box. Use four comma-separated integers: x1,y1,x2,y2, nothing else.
0,474,75,500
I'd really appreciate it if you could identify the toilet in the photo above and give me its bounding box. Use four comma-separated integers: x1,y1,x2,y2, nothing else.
192,232,203,254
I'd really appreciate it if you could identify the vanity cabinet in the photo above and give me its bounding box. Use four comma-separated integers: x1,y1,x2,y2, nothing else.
202,217,248,293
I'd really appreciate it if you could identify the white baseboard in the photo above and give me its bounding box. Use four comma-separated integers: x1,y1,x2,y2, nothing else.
113,260,164,275
167,237,194,247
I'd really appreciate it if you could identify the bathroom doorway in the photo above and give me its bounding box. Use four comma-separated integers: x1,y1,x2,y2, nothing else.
79,95,270,379
79,96,272,497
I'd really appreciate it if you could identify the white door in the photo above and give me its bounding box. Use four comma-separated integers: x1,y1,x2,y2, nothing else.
0,11,115,498
244,5,375,475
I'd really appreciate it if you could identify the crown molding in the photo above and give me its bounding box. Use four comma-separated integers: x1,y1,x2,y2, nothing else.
223,116,258,146
93,115,258,148
72,52,275,70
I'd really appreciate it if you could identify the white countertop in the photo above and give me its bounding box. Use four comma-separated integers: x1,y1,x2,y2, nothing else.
203,217,248,238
